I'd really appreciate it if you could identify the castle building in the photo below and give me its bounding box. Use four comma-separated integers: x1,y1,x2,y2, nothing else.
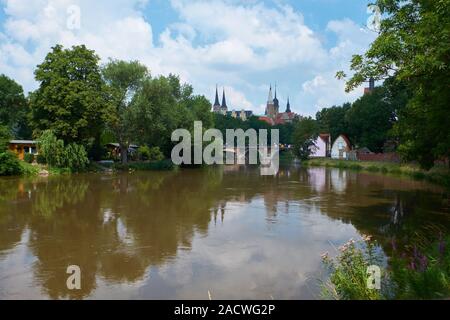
212,86,253,121
260,85,298,126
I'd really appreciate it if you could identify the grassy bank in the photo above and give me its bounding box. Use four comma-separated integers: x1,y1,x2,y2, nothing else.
304,158,450,189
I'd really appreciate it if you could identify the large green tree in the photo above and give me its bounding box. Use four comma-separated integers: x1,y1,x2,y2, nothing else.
30,45,109,154
316,103,351,141
346,86,398,153
102,59,149,164
293,117,318,160
339,0,450,169
130,74,212,156
0,74,31,139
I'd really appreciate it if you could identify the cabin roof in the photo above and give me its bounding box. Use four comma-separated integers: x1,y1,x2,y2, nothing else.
10,140,38,145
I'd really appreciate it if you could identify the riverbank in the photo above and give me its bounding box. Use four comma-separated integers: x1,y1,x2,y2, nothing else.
4,159,176,178
303,158,450,189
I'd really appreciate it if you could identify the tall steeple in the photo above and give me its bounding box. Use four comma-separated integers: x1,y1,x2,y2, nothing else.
267,85,274,105
221,88,228,111
286,96,291,113
273,84,279,112
213,85,220,107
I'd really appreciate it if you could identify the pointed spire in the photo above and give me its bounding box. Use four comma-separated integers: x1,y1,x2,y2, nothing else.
213,84,220,107
273,84,279,110
267,85,274,105
221,87,228,110
286,96,291,113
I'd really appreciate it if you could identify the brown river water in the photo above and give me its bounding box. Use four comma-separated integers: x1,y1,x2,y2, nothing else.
0,165,449,299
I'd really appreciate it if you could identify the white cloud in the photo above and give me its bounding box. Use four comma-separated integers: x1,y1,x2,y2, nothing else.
0,0,375,115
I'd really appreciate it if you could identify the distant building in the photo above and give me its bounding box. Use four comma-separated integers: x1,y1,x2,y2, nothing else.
331,135,352,159
9,140,38,160
364,78,375,95
212,86,253,121
259,85,298,126
310,134,331,158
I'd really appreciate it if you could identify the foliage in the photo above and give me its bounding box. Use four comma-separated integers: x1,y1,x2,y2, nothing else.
0,74,31,139
64,143,89,171
321,236,390,300
339,0,450,169
102,59,149,164
293,117,318,160
38,130,89,171
38,130,66,168
305,158,450,189
322,234,450,300
346,87,398,152
130,74,215,157
30,45,110,152
138,145,151,161
0,151,22,176
316,103,351,141
24,153,34,164
390,235,450,299
0,125,11,151
19,161,39,176
139,146,164,162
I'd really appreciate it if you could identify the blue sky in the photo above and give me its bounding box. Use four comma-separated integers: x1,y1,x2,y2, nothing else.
0,0,376,116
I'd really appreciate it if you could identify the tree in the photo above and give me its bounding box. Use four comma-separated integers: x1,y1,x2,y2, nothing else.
102,59,149,164
293,117,318,160
0,74,31,139
30,45,109,154
38,130,88,170
346,86,397,152
130,74,214,157
339,0,450,169
0,125,11,151
316,103,351,141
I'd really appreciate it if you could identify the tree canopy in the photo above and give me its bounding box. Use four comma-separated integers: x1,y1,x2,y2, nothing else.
339,0,450,168
30,45,110,148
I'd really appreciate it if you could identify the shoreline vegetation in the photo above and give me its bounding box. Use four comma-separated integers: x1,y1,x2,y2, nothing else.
303,158,450,189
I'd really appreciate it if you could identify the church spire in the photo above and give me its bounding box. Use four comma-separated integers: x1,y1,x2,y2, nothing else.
267,85,274,105
221,87,228,110
273,84,279,111
286,96,291,113
213,85,220,107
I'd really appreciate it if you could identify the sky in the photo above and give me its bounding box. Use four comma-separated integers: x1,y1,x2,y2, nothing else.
0,0,377,117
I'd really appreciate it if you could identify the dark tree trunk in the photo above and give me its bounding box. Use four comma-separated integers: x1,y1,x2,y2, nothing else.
120,143,128,164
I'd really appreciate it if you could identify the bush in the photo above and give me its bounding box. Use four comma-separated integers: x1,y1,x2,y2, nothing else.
321,236,391,300
0,151,22,176
138,145,151,161
38,130,89,171
0,125,11,152
24,153,34,163
64,143,89,171
148,146,164,162
36,154,47,164
390,235,450,299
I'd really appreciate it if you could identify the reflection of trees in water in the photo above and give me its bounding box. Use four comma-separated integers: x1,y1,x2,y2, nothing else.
0,166,448,299
31,176,90,218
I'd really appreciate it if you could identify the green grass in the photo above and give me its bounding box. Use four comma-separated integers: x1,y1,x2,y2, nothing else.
304,158,450,189
19,161,40,176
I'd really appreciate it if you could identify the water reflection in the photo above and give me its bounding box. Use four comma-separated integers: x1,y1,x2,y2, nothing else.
0,166,448,299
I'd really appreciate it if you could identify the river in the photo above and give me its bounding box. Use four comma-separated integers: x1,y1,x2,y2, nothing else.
0,165,449,299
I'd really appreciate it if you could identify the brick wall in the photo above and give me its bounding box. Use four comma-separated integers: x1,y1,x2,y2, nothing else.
357,152,401,163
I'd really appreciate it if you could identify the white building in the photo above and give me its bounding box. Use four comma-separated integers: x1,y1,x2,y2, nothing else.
331,135,352,159
310,134,331,158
